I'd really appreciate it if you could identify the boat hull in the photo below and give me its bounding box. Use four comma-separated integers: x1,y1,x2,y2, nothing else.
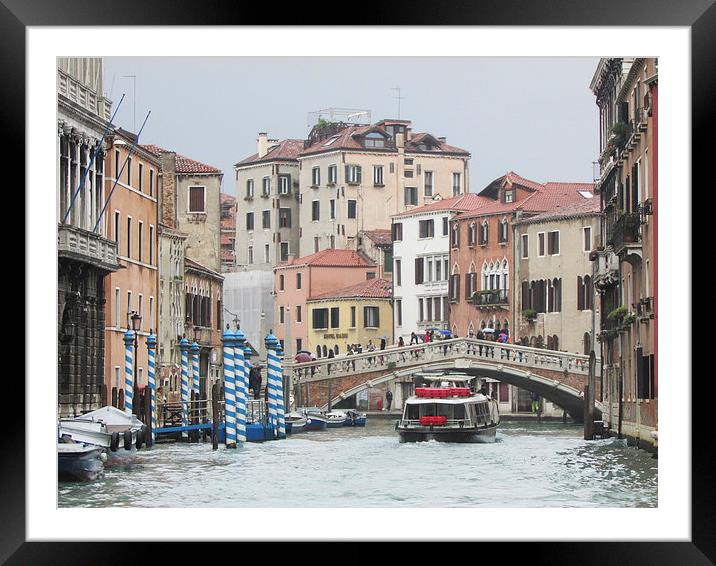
58,445,105,482
397,424,498,443
304,416,328,431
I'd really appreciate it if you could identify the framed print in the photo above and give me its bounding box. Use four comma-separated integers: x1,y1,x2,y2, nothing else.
7,0,712,563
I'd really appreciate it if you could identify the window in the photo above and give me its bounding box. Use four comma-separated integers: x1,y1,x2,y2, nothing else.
468,223,477,246
279,274,284,291
373,165,384,186
246,179,254,198
435,259,442,281
138,163,144,192
419,219,435,238
149,225,154,264
279,175,291,195
424,171,433,197
449,274,460,302
392,222,403,241
149,169,154,197
114,150,120,179
328,165,337,184
504,190,514,203
404,186,417,206
114,288,120,327
126,157,132,185
330,307,340,328
279,208,292,228
314,237,319,253
415,257,425,284
396,300,402,326
451,225,460,247
583,226,592,252
246,212,254,231
479,221,489,245
279,306,285,324
452,172,461,195
364,306,380,328
296,305,302,323
262,177,270,196
363,132,385,148
280,242,289,262
330,199,336,220
126,217,132,258
138,221,143,262
395,259,402,286
189,186,205,213
521,234,529,259
366,271,376,280
149,296,154,332
247,246,254,264
296,273,302,289
312,167,321,187
538,232,545,256
498,219,509,243
577,275,593,310
311,201,320,221
346,165,361,184
312,308,329,329
262,210,271,229
548,231,560,255
264,244,270,263
114,211,120,244
347,200,357,219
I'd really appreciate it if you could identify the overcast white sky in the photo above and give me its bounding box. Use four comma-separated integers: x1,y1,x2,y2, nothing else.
104,57,601,194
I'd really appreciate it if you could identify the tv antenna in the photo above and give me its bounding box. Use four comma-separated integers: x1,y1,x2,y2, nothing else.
391,87,406,119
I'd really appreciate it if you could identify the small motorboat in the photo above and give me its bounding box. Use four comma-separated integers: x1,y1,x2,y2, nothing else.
323,411,348,428
58,406,147,454
300,408,329,431
343,409,367,427
285,412,307,433
58,436,107,482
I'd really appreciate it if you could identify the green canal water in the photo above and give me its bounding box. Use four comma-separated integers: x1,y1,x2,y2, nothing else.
58,420,657,507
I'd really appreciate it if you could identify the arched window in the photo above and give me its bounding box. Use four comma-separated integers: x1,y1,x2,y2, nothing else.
468,223,477,246
584,275,593,310
322,345,328,358
316,346,322,358
467,322,475,337
480,221,489,245
499,218,509,243
451,224,460,247
536,335,544,348
547,335,554,349
552,335,559,351
583,332,591,355
503,320,509,336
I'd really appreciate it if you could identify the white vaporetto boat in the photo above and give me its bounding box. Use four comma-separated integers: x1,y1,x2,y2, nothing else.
397,375,499,443
58,406,146,452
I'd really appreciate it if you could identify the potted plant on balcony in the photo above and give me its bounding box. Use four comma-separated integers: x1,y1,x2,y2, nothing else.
607,305,628,322
610,121,629,149
522,308,537,323
597,329,619,342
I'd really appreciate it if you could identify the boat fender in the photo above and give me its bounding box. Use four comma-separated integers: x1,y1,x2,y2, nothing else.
123,429,132,450
110,432,120,452
136,425,147,449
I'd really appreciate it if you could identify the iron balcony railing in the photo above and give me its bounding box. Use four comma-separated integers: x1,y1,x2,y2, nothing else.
472,289,509,307
606,209,642,252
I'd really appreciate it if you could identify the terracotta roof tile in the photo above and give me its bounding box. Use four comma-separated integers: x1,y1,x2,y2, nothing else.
517,193,600,224
361,229,392,246
236,139,304,166
311,278,392,300
393,193,493,218
277,248,375,268
142,144,222,174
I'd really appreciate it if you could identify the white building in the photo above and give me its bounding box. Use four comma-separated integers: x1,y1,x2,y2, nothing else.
391,194,490,342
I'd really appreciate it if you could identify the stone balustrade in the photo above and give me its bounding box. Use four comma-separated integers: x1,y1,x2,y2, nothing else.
285,338,599,384
58,224,119,272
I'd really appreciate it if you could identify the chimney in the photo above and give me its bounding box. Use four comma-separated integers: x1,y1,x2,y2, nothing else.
395,132,405,149
257,132,268,158
406,126,412,141
160,151,177,228
287,254,295,265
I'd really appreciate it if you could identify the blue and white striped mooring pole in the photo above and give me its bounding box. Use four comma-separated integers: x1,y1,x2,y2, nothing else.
242,339,253,431
147,333,157,442
264,332,284,439
191,341,200,400
179,338,190,439
233,328,247,443
123,331,135,416
273,339,286,438
221,328,237,448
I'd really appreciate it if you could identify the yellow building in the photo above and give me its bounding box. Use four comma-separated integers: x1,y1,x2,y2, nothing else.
306,278,393,358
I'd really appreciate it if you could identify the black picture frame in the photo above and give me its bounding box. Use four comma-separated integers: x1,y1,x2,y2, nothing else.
6,0,710,563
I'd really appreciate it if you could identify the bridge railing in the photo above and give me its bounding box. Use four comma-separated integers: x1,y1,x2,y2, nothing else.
284,338,599,384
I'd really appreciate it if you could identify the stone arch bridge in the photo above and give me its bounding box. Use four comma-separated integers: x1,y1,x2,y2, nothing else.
284,338,602,421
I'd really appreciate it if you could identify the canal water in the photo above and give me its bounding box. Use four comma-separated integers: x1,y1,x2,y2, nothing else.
58,420,657,508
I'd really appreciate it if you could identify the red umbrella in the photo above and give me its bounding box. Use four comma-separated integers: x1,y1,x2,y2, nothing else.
295,352,312,363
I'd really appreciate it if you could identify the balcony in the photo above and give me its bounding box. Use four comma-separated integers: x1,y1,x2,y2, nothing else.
57,224,119,272
606,210,642,256
591,248,619,290
472,289,508,309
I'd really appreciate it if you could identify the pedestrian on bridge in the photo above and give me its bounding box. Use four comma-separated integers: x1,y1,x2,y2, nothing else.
530,391,540,414
386,389,393,411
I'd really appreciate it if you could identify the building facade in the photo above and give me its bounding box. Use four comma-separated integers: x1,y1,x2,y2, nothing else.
220,193,236,272
391,194,490,342
590,58,657,450
57,57,119,417
306,278,393,358
513,198,601,354
103,129,160,397
273,249,377,356
297,119,470,255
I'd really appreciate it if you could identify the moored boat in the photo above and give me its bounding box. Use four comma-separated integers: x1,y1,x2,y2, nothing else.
300,408,329,431
58,406,146,454
397,375,499,443
58,437,107,482
343,409,367,427
285,412,307,433
324,410,349,428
